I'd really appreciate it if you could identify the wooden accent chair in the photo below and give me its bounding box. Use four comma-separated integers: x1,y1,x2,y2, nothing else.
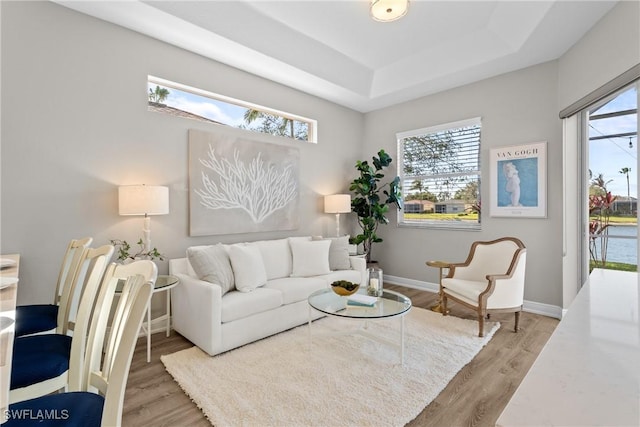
440,237,526,337
15,237,93,337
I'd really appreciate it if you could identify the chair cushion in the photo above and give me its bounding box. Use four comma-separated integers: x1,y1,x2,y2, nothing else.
11,334,72,389
5,392,104,426
15,304,58,337
442,278,487,303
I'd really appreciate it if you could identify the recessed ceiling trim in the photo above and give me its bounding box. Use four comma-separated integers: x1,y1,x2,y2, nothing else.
52,0,619,113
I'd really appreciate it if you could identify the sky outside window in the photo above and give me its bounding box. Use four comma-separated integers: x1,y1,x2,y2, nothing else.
148,82,247,127
589,86,638,198
147,78,314,142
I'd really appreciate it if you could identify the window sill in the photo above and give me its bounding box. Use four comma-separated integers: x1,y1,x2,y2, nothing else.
398,221,481,231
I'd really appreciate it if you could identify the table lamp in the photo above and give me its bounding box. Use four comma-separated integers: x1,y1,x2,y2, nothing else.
324,194,351,237
118,185,169,252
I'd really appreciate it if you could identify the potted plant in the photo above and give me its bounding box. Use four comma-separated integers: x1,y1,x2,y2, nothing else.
349,149,402,264
110,238,164,263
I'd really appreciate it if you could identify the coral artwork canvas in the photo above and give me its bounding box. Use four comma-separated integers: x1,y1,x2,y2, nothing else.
188,128,300,236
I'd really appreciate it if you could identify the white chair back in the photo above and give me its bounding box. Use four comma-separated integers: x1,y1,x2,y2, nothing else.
9,245,114,404
55,237,93,333
101,261,157,380
61,245,114,392
84,275,153,427
454,239,523,281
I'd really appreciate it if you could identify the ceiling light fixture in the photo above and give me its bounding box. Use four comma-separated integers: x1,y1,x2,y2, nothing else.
370,0,409,22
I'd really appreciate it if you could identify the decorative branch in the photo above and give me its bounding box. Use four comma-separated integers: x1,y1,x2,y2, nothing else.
110,239,164,262
194,145,297,223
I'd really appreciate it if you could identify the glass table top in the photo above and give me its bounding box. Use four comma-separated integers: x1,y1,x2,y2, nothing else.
308,288,412,319
115,274,179,293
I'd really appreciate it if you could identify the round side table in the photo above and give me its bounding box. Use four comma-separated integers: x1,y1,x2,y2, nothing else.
116,274,179,363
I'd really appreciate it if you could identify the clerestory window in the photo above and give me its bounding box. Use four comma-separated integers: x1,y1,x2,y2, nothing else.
147,76,317,143
398,117,482,230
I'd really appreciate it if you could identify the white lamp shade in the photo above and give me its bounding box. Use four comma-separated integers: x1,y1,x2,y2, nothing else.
371,0,409,22
324,194,352,214
118,185,169,216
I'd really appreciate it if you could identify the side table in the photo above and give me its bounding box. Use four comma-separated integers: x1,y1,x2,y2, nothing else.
425,260,450,314
144,274,179,363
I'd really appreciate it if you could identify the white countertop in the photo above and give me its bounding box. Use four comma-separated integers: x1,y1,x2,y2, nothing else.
496,268,640,426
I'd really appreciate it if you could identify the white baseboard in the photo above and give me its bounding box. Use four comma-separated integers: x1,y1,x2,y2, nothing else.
384,274,562,319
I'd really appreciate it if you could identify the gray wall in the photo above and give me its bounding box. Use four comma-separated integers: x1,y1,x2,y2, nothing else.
360,0,639,309
1,1,363,305
362,61,563,307
1,1,638,312
558,1,640,111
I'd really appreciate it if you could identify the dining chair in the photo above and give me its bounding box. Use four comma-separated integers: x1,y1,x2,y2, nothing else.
106,260,157,364
3,274,153,427
439,237,527,337
15,237,93,337
9,245,114,404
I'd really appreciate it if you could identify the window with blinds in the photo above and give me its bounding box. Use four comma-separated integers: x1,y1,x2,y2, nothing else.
397,117,481,229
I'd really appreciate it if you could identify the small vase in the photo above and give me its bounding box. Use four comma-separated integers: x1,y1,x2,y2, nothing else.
366,266,383,297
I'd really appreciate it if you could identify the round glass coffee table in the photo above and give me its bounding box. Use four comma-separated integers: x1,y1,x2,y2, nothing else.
307,288,412,364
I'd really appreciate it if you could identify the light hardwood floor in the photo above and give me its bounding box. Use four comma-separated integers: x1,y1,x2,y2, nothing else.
122,285,558,427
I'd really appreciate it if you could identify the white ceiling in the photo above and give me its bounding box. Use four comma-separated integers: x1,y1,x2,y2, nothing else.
55,0,617,112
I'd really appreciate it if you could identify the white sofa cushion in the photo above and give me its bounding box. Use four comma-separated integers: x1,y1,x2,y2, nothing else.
221,288,283,323
186,244,235,295
228,244,268,292
264,277,327,305
289,239,331,277
253,238,292,280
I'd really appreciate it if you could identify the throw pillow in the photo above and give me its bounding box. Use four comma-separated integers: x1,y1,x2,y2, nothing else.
186,244,235,295
326,236,352,271
289,239,332,277
253,239,292,280
228,244,268,292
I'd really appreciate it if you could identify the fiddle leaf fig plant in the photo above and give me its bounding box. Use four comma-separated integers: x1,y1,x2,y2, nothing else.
349,149,402,263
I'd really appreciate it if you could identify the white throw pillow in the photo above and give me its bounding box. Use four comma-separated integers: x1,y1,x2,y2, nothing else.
289,239,331,277
253,239,292,280
228,244,268,292
313,236,351,271
186,244,235,295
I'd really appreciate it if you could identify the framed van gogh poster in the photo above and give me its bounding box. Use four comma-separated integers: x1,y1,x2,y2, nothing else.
490,142,547,218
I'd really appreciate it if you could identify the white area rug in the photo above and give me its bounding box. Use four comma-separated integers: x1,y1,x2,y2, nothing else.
161,308,499,427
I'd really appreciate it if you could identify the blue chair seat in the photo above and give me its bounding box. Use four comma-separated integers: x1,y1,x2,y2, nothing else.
15,304,58,337
11,334,72,390
4,392,104,426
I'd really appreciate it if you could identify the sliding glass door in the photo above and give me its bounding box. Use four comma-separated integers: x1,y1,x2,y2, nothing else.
586,84,638,272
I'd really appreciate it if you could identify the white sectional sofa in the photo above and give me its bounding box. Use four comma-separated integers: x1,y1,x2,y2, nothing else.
169,236,365,356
